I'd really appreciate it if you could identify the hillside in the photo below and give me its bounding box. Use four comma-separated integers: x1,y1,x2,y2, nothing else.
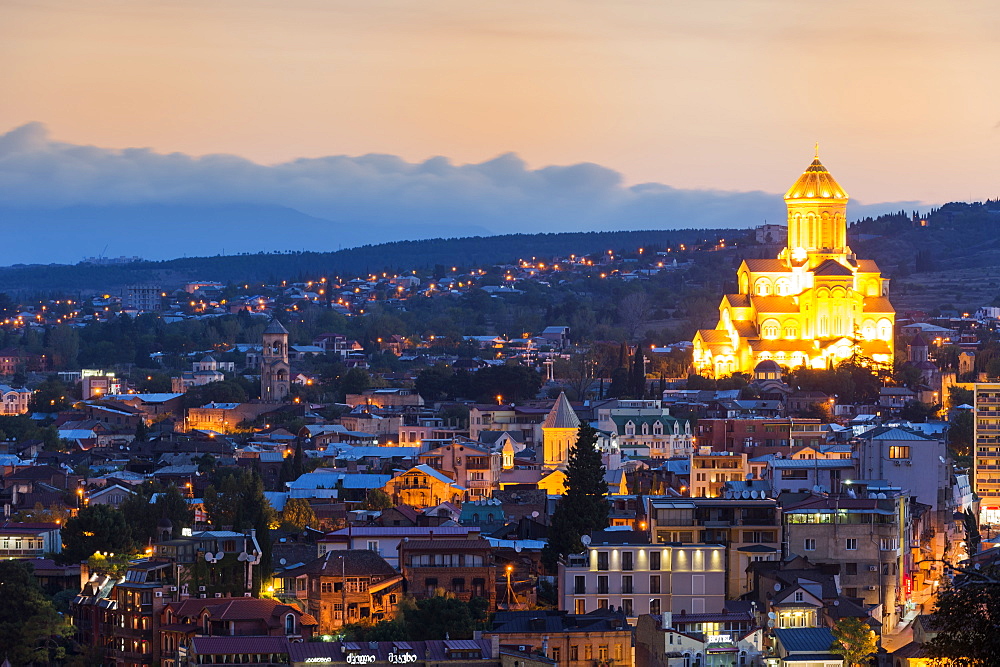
0,228,732,295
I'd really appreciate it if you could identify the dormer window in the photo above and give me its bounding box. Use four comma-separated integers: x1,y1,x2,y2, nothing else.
624,421,635,436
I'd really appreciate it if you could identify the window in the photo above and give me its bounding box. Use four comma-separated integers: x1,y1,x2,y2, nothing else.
880,538,898,551
650,551,661,570
285,613,296,635
845,562,857,575
574,576,586,594
598,646,609,661
846,538,858,551
615,645,623,661
622,599,633,616
804,539,816,551
597,599,609,610
597,551,609,571
551,648,560,662
889,446,911,459
570,646,578,661
622,575,633,594
585,646,593,660
575,599,586,614
650,598,661,615
598,576,609,594
321,582,333,593
622,551,633,571
794,591,803,602
650,575,661,594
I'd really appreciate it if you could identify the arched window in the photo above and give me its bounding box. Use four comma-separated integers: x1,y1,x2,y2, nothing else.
203,615,210,636
641,422,650,436
754,279,772,296
653,421,663,436
775,278,791,296
877,319,892,341
761,320,780,339
285,613,296,635
624,421,635,436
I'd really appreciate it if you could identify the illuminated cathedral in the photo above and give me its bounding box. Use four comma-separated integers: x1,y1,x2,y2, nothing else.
692,151,895,378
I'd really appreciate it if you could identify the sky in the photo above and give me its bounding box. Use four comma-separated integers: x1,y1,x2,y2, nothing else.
2,0,1000,260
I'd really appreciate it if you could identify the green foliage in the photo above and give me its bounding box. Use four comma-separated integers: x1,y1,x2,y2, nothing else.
280,498,318,531
86,552,136,577
949,410,973,456
203,469,276,531
341,619,409,641
27,376,73,412
119,482,193,545
61,503,135,563
400,594,485,640
0,561,74,665
948,386,974,409
183,380,249,408
361,489,394,511
924,562,1000,665
543,424,609,570
413,364,543,403
829,617,877,667
897,400,938,423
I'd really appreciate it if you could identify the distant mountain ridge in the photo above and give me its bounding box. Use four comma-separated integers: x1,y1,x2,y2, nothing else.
0,228,727,295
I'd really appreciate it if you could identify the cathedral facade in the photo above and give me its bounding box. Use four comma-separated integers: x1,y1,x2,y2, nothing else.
693,154,895,378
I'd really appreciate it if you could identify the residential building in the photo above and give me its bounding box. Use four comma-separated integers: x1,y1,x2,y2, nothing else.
122,284,162,312
689,449,750,498
973,383,1000,525
159,596,317,666
0,521,62,558
596,399,693,459
278,550,403,633
317,526,478,570
383,464,467,509
696,418,826,457
419,440,502,499
0,384,30,415
400,535,497,609
855,426,950,512
782,493,908,630
767,458,855,496
771,627,844,666
558,530,725,622
646,496,780,597
487,609,633,667
634,610,764,667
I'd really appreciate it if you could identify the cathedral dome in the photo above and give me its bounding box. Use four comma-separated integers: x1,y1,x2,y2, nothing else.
784,157,849,201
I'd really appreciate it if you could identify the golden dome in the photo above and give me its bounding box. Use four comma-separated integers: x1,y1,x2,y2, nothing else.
784,157,849,201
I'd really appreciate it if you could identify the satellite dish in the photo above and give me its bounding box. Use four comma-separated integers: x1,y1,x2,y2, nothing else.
750,490,758,499
279,558,287,565
742,490,750,499
238,553,248,562
581,535,592,546
767,612,776,619
531,511,540,518
204,552,214,562
773,584,781,591
215,552,225,560
514,544,522,553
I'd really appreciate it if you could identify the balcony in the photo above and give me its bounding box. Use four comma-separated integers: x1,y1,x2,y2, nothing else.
468,480,491,488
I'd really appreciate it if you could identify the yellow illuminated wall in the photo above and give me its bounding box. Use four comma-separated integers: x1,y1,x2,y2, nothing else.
693,153,894,378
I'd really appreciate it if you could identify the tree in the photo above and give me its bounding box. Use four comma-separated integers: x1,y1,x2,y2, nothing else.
949,410,973,456
280,498,318,531
156,484,193,537
361,489,394,510
829,617,877,667
949,385,974,409
340,367,372,396
542,424,609,570
400,594,482,639
61,504,135,563
924,562,1000,664
0,561,74,664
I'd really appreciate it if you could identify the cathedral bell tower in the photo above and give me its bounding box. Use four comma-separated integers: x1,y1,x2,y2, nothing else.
261,319,290,402
782,146,850,263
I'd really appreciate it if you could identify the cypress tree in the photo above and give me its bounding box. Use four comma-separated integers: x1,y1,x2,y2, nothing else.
542,424,609,570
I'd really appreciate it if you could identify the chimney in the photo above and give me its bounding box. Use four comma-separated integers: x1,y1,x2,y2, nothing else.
541,636,549,657
489,634,500,659
661,611,672,630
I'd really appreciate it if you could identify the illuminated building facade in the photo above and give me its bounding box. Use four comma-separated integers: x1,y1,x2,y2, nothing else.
693,152,894,377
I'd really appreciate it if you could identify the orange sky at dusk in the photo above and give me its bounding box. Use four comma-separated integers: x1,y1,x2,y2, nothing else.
3,0,999,205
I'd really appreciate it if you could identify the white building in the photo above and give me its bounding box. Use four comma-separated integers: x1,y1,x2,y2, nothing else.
558,529,725,623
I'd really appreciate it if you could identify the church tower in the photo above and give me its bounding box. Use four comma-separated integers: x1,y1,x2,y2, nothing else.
541,392,580,470
782,148,850,260
261,319,290,402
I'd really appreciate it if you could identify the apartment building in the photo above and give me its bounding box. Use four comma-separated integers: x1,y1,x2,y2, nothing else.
973,383,1000,525
646,496,780,597
558,530,725,622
